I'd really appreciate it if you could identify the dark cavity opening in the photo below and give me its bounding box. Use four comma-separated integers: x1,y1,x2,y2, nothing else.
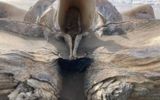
57,57,93,74
57,57,93,100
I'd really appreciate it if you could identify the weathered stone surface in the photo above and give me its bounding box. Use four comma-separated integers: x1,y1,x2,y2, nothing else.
123,4,155,20
39,5,59,32
37,0,124,37
0,18,160,100
95,0,124,37
0,2,26,21
96,0,122,22
24,0,55,23
0,19,53,40
0,31,62,100
0,0,160,100
83,20,160,100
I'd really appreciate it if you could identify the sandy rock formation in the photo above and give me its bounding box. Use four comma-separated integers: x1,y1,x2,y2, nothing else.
0,30,61,100
0,0,160,100
121,4,156,32
123,4,155,20
24,0,55,23
95,0,124,36
0,2,26,21
0,19,160,100
82,20,160,100
96,0,122,22
0,19,51,39
38,0,124,37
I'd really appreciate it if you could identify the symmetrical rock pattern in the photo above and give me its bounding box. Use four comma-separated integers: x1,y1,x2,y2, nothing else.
0,0,160,100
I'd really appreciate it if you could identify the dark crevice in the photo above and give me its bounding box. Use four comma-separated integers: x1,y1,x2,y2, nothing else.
57,57,93,74
57,57,93,100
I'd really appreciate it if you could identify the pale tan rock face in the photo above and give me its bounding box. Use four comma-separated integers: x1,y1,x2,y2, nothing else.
0,2,26,21
0,31,61,100
0,19,160,100
1,0,160,100
83,20,160,100
123,4,155,20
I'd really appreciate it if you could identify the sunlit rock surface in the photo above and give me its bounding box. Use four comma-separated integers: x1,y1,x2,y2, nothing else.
24,0,55,23
0,0,160,100
123,4,155,20
0,2,26,20
84,20,160,100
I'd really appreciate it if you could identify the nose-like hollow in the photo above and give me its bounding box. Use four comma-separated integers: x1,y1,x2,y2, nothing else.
58,0,96,33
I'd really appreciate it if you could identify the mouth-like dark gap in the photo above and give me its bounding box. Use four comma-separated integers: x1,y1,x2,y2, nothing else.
57,57,93,74
57,57,93,100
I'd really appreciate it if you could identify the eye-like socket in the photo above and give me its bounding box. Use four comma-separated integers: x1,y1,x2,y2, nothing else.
140,11,148,14
102,27,112,35
102,26,126,36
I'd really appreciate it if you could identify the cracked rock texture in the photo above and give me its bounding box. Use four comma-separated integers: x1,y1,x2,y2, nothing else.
0,0,160,100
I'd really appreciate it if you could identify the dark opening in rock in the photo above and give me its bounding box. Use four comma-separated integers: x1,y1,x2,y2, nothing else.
57,57,93,74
